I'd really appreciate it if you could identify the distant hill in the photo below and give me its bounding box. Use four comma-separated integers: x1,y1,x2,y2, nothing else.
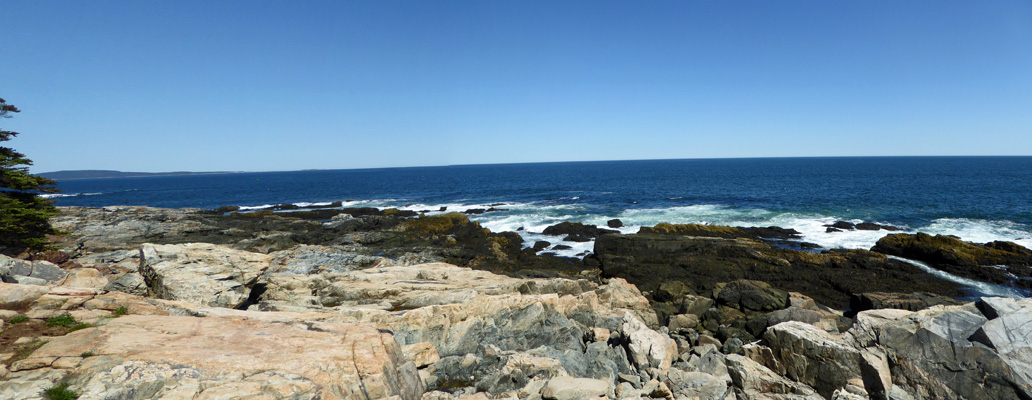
39,170,240,180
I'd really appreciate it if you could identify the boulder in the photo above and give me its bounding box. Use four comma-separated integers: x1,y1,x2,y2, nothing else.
622,311,677,374
607,219,624,228
726,354,822,399
138,243,271,308
763,322,863,398
0,255,67,284
715,280,789,312
846,302,1030,399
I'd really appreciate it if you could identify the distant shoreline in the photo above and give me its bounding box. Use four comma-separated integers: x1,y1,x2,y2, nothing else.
37,155,1032,180
39,170,248,180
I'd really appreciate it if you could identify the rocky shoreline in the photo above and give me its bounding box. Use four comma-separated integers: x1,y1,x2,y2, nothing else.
1,206,1030,399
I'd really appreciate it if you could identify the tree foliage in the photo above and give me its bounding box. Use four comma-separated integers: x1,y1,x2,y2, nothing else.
1,97,60,254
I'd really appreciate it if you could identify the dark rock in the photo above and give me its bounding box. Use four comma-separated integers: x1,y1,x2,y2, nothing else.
607,219,624,228
714,280,789,312
464,208,487,215
563,233,593,242
32,250,71,264
594,231,965,308
721,337,744,355
533,241,551,251
830,221,855,230
553,245,573,251
826,227,842,233
654,281,690,302
855,222,902,231
439,206,447,211
765,308,824,327
872,233,1032,289
543,222,618,239
976,297,1021,320
849,292,963,313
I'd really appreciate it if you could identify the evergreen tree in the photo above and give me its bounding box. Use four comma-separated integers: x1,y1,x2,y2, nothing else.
1,97,60,255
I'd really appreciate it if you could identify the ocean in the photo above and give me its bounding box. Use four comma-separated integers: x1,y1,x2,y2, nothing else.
47,156,1032,261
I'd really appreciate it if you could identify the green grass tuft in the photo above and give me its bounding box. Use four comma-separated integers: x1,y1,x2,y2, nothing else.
65,323,93,334
79,351,95,358
42,383,79,400
112,306,129,317
45,314,77,327
9,315,29,324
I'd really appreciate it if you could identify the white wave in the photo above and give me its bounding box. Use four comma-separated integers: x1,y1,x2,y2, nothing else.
923,218,1032,248
292,201,335,208
236,204,277,211
41,192,103,198
888,256,1030,299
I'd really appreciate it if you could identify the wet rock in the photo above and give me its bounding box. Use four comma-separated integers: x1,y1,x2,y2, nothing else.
607,219,624,228
594,232,963,308
872,233,1032,289
533,241,551,251
542,222,618,239
849,292,962,313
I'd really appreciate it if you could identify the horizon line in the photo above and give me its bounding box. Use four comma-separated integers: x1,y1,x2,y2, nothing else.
38,154,1032,177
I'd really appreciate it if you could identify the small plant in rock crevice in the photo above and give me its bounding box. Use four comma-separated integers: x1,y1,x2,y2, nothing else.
42,383,80,400
45,314,76,327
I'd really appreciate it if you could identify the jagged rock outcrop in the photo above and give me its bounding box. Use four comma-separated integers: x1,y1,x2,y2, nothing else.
872,232,1032,289
593,231,963,308
138,243,271,308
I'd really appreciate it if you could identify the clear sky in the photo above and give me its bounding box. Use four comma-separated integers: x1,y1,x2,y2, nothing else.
2,1,1031,172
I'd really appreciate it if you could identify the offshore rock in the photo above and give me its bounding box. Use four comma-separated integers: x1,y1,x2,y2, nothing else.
872,232,1032,289
543,222,619,239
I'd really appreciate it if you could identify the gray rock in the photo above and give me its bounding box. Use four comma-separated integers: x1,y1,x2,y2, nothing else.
763,322,862,399
9,275,48,286
725,354,821,399
665,369,731,400
103,272,148,296
541,377,611,400
668,313,699,333
847,302,1029,400
0,255,66,283
977,296,1022,320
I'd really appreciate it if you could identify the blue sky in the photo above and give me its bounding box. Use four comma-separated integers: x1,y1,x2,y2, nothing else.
2,1,1031,172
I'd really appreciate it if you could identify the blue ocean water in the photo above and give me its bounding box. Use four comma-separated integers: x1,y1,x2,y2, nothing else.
48,157,1032,256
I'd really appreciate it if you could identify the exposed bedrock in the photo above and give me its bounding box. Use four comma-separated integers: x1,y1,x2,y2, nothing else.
591,229,964,310
872,232,1032,289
